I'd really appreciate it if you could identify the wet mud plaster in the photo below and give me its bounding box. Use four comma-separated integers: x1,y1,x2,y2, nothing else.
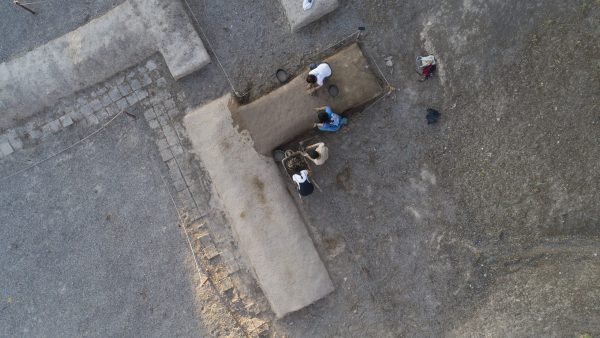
0,0,209,129
183,95,334,318
231,43,383,155
280,0,340,31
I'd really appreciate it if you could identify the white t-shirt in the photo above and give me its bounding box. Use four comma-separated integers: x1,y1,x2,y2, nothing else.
308,63,332,86
292,170,309,185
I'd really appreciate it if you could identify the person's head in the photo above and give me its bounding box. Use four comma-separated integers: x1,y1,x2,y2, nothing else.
318,112,330,123
306,74,317,84
308,149,320,159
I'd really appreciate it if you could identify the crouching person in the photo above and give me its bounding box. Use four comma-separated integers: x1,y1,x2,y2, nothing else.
313,106,347,132
304,142,329,166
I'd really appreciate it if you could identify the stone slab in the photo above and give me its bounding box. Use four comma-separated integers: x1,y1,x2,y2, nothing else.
184,96,334,318
231,43,383,155
280,0,340,31
0,0,210,129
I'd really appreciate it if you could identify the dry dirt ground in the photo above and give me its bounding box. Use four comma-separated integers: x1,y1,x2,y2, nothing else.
1,0,599,337
180,0,600,336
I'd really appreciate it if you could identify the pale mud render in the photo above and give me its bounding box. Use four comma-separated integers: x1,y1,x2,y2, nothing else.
183,95,334,318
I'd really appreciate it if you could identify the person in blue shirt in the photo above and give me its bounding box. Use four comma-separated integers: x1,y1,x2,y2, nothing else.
313,106,347,132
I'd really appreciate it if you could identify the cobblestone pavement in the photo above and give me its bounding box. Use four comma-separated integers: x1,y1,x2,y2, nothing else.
0,55,270,337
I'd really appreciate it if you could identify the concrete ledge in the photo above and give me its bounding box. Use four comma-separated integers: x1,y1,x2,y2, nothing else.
280,0,340,31
184,96,334,318
231,43,383,155
0,0,210,129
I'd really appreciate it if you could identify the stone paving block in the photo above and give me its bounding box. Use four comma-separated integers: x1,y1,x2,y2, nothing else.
140,73,152,87
161,124,175,135
217,277,234,294
130,79,142,91
146,60,157,71
105,103,119,117
108,87,122,102
27,129,42,140
118,83,133,97
48,119,61,133
164,130,179,147
96,109,110,120
90,99,103,112
203,244,220,260
227,261,241,275
69,110,84,122
197,233,213,247
148,119,160,130
93,87,107,98
87,114,100,125
0,141,14,157
76,96,88,107
172,178,187,192
126,93,139,106
167,108,180,119
187,208,204,223
144,108,157,121
155,137,169,151
126,70,137,80
5,131,23,151
136,89,149,101
171,144,184,156
116,98,129,110
100,94,112,107
59,115,74,127
158,115,169,127
150,69,161,80
166,159,180,178
8,137,23,151
113,76,125,86
80,104,93,116
177,189,195,210
160,148,173,162
149,96,160,107
164,99,176,110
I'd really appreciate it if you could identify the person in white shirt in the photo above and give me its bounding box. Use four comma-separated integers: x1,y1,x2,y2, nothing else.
306,63,332,93
292,169,314,196
303,0,313,10
304,142,329,166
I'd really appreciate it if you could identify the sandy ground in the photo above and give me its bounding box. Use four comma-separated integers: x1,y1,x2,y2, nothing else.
179,0,600,336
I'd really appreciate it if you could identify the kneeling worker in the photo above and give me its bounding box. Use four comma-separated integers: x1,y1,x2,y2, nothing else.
306,62,332,94
313,106,348,132
292,169,314,196
304,142,329,166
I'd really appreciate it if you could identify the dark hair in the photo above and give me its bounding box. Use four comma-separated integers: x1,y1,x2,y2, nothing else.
308,149,320,159
306,74,317,84
318,112,330,123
